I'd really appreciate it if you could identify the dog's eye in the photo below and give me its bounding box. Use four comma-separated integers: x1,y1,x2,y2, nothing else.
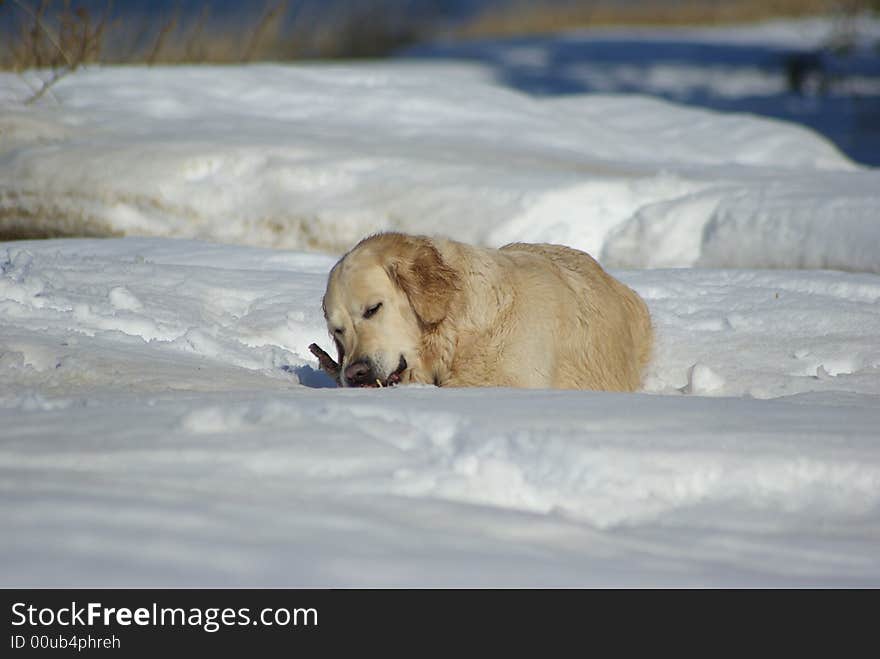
333,327,344,335
363,302,382,319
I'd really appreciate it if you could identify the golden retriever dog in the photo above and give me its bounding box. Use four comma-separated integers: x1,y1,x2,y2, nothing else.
321,232,652,390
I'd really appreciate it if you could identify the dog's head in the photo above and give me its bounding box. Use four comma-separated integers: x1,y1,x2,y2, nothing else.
322,233,459,388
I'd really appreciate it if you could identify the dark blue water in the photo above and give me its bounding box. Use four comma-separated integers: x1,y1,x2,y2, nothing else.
405,33,880,167
0,0,487,24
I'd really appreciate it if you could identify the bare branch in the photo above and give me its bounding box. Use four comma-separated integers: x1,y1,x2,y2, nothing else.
23,64,72,104
8,0,74,68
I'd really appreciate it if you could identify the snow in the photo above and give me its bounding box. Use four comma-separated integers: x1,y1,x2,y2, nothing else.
406,16,880,166
1,238,879,587
2,17,880,586
3,37,880,273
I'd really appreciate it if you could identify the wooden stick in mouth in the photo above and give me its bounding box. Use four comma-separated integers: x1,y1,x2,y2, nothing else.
308,343,341,384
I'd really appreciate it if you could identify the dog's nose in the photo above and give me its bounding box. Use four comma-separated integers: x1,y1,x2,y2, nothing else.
344,360,375,387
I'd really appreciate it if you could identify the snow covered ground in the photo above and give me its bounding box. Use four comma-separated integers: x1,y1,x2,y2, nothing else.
1,238,879,587
2,32,880,272
1,18,880,586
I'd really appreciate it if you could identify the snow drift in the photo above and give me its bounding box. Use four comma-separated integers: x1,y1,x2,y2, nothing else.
2,56,879,272
1,238,879,586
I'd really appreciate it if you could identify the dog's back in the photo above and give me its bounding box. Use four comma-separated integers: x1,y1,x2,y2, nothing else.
498,242,652,391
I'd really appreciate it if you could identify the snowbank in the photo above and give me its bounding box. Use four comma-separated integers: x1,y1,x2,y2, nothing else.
2,57,879,272
407,16,880,166
2,238,879,586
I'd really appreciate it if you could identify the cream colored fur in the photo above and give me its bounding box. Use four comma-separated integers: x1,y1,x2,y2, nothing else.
322,232,652,391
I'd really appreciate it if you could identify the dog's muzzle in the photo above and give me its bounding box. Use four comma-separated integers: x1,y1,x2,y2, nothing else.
344,355,407,388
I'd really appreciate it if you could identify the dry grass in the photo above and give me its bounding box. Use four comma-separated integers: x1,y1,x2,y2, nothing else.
454,0,868,39
4,0,107,70
2,0,109,102
1,0,875,74
0,0,425,70
134,1,294,65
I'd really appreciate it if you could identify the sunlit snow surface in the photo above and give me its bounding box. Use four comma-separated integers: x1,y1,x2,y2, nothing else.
1,239,878,586
2,55,880,272
2,17,880,585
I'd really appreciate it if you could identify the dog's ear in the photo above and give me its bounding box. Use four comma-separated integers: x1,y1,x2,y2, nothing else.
386,236,459,326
